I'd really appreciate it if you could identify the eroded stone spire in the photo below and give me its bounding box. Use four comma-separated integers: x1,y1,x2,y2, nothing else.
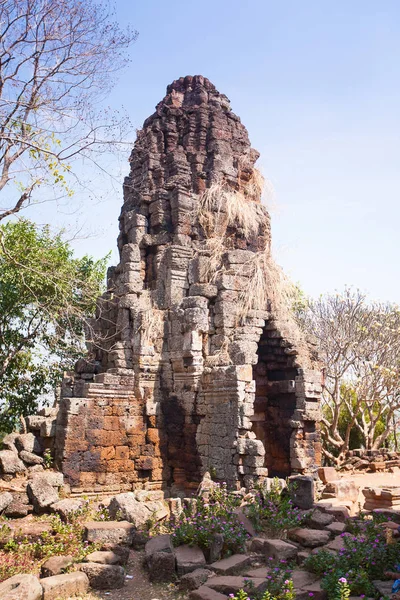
57,76,322,494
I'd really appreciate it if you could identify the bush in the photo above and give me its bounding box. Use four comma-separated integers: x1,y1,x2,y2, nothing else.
0,514,98,582
167,483,249,557
247,479,307,537
304,515,400,599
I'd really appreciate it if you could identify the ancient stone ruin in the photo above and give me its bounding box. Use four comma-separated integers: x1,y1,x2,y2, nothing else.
52,75,322,495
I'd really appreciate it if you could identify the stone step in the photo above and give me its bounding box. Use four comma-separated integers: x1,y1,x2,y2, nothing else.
190,586,228,600
249,537,298,560
205,575,267,595
209,554,252,575
326,521,346,535
288,528,330,548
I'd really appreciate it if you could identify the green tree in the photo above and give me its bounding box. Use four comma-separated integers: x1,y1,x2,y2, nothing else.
0,218,108,431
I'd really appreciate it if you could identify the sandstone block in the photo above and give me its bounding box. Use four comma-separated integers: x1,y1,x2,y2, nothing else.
289,475,315,509
0,492,13,513
209,554,251,575
190,586,227,600
0,450,26,474
205,575,266,595
0,574,42,600
51,498,84,520
145,533,174,559
27,478,59,513
41,572,89,599
19,451,44,465
30,471,64,488
180,568,213,591
15,433,42,454
288,528,330,548
175,545,206,575
306,509,334,530
77,562,125,589
147,550,176,582
250,537,298,560
41,555,74,577
85,550,122,565
318,467,338,484
326,521,346,535
84,521,135,545
100,543,130,564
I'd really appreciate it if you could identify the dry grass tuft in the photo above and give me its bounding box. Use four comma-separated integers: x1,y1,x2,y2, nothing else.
198,174,266,241
236,249,297,325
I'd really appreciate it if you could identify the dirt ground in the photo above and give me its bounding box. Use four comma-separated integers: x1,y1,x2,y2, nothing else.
337,470,400,507
86,551,186,600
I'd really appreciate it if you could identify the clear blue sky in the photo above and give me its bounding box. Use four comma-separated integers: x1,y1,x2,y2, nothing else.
30,0,400,302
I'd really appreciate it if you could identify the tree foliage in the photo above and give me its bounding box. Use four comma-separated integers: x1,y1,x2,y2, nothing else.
0,218,108,430
0,0,137,220
301,289,400,464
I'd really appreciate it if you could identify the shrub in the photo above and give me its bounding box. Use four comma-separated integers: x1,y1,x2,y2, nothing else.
247,479,307,537
304,515,400,599
0,514,97,582
167,483,249,557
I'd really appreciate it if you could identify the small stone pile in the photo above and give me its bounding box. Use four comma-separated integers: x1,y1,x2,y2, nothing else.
341,449,400,473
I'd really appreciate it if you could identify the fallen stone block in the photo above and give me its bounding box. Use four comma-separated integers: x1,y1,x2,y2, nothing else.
29,471,64,488
100,543,130,564
0,450,26,474
77,562,125,589
14,433,42,454
85,550,122,565
316,503,350,522
233,507,256,537
190,586,227,600
41,572,89,599
51,498,84,520
0,492,13,513
2,433,19,453
19,451,44,465
84,521,135,545
145,533,173,560
296,579,327,600
10,519,53,542
0,573,43,600
209,554,252,575
318,467,338,484
291,569,319,589
147,550,176,582
288,475,315,509
108,492,168,527
249,537,298,560
288,528,330,548
306,509,334,530
324,533,350,552
4,500,30,518
180,568,213,591
326,522,346,535
205,575,267,595
175,544,206,575
27,478,59,513
41,555,74,577
324,480,359,503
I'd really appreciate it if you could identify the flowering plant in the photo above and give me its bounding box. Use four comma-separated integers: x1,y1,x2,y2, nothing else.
247,479,307,537
167,482,249,557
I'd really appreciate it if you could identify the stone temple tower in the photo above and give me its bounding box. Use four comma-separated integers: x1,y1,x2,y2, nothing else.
56,76,322,495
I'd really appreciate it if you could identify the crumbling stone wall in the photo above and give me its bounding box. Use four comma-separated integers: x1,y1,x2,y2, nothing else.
56,75,322,494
